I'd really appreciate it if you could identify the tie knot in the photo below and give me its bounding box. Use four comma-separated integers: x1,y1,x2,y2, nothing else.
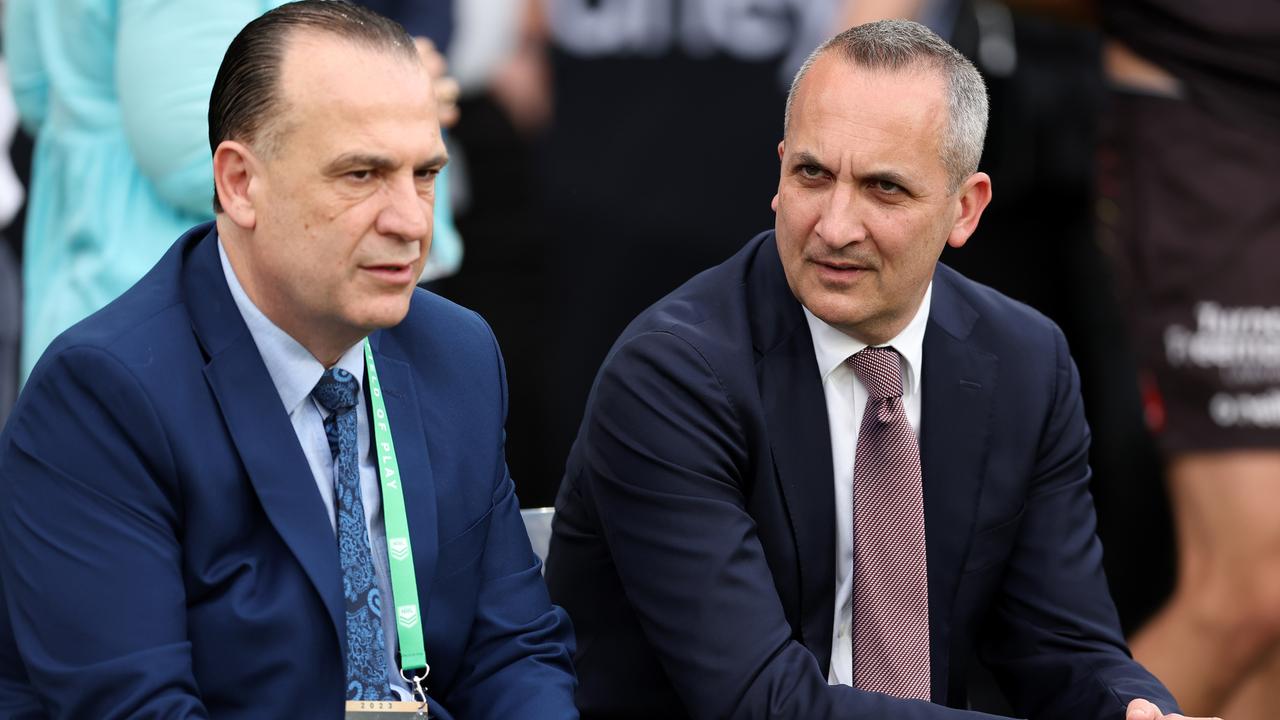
846,346,904,399
312,367,359,414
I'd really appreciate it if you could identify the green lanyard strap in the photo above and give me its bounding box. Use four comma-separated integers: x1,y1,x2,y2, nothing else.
364,340,427,677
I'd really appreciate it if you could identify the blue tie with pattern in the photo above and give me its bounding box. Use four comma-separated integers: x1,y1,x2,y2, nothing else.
312,367,395,701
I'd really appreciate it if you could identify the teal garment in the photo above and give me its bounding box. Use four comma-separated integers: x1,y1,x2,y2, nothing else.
420,156,463,282
5,0,286,380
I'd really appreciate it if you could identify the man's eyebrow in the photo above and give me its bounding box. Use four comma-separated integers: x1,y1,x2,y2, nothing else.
414,153,449,173
323,153,397,174
789,151,916,192
323,152,450,175
864,169,913,189
791,150,828,170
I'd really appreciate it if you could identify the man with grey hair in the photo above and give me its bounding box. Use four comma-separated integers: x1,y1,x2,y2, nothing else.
546,20,1195,720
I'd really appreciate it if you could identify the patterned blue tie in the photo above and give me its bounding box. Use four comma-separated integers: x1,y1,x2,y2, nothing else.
312,367,394,701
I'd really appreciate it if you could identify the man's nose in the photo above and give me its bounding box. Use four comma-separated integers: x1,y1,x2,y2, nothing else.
377,173,432,242
813,182,868,248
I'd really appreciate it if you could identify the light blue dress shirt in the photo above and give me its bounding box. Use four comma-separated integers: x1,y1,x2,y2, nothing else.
218,240,411,699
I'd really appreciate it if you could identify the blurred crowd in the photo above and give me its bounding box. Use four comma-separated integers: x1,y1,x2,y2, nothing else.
0,0,1276,717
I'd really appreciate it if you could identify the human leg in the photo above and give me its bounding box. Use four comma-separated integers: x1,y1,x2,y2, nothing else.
1129,450,1280,715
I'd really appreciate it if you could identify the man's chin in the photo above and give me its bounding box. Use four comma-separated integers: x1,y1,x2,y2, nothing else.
354,297,414,334
804,293,869,326
805,298,888,342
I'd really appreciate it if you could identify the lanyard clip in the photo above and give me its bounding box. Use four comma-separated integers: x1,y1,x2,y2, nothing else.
401,666,430,716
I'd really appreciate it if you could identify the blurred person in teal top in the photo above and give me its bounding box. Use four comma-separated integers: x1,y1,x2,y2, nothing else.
3,0,288,380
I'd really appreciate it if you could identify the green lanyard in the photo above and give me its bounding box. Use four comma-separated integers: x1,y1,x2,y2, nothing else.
363,340,428,691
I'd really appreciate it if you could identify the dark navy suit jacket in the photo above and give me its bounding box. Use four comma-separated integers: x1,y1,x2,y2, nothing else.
0,224,577,719
546,231,1175,719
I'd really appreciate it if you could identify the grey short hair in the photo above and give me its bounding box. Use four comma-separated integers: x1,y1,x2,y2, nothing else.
784,20,988,192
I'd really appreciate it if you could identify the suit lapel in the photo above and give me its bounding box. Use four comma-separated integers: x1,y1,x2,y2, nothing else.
919,267,997,702
205,344,347,648
759,334,836,675
366,334,440,618
184,227,346,656
749,234,838,675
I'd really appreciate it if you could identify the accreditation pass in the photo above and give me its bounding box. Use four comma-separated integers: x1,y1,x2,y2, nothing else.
345,700,428,718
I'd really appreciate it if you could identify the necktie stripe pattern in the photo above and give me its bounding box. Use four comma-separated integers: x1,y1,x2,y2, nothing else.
846,346,931,701
313,367,394,702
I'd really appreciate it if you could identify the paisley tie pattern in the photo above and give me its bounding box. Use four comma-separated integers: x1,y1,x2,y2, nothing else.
313,367,394,702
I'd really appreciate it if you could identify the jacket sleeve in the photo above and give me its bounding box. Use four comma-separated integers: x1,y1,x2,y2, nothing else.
570,329,1003,720
3,0,48,134
441,321,579,720
0,347,208,719
976,326,1177,720
0,573,44,719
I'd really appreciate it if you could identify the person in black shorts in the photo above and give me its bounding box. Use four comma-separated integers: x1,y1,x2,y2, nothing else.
1099,2,1280,717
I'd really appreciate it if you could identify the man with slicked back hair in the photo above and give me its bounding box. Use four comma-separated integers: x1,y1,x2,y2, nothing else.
0,3,577,718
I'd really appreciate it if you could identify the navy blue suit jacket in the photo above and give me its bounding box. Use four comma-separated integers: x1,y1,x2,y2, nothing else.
545,232,1175,719
0,224,577,719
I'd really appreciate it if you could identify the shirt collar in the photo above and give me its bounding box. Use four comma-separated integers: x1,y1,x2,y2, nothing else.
218,239,365,414
801,281,932,396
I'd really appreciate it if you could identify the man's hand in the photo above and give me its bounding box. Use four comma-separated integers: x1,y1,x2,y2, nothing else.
1126,698,1222,720
414,37,460,128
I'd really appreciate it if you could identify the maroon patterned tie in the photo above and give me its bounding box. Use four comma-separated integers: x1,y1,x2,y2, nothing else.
846,346,931,700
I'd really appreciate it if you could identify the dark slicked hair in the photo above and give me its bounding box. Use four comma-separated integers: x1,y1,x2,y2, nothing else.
208,0,417,212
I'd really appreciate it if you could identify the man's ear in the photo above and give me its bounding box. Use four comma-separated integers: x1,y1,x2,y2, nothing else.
213,140,259,230
946,171,992,249
771,140,785,212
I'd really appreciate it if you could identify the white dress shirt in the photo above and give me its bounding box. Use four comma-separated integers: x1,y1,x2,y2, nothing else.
802,283,933,687
219,241,411,699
